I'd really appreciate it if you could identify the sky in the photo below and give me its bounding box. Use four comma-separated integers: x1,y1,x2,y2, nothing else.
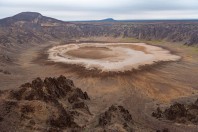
0,0,198,21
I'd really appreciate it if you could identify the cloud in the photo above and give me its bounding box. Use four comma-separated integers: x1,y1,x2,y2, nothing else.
0,0,198,20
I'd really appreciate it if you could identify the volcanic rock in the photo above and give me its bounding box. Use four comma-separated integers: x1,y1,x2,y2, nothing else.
152,99,198,124
0,75,90,131
98,105,134,131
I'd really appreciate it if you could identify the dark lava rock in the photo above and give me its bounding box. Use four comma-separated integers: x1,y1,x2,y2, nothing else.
98,105,134,131
164,103,187,121
0,117,3,122
0,69,11,75
48,110,78,128
10,75,88,103
153,99,198,124
21,105,35,114
194,99,198,106
68,88,90,104
152,107,163,119
73,101,87,109
0,75,90,131
156,128,170,132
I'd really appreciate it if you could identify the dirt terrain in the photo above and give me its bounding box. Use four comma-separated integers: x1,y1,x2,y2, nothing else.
0,12,198,131
0,39,198,131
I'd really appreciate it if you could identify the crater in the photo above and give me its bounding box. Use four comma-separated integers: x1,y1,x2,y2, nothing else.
48,43,181,72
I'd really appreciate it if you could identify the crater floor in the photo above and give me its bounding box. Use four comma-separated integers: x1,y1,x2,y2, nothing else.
48,43,181,72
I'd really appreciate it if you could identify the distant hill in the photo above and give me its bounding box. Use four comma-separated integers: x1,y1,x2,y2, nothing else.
0,12,66,26
72,18,117,22
98,18,116,22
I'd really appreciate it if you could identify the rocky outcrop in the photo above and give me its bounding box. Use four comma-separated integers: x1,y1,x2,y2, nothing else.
152,99,198,124
10,75,89,102
0,75,90,131
97,105,134,131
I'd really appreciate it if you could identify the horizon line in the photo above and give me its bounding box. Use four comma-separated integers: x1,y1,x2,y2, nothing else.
1,12,198,22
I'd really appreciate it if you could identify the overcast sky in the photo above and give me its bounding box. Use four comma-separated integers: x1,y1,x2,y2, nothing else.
0,0,198,21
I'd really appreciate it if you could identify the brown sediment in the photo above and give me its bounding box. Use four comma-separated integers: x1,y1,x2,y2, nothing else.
66,46,115,59
65,44,149,59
